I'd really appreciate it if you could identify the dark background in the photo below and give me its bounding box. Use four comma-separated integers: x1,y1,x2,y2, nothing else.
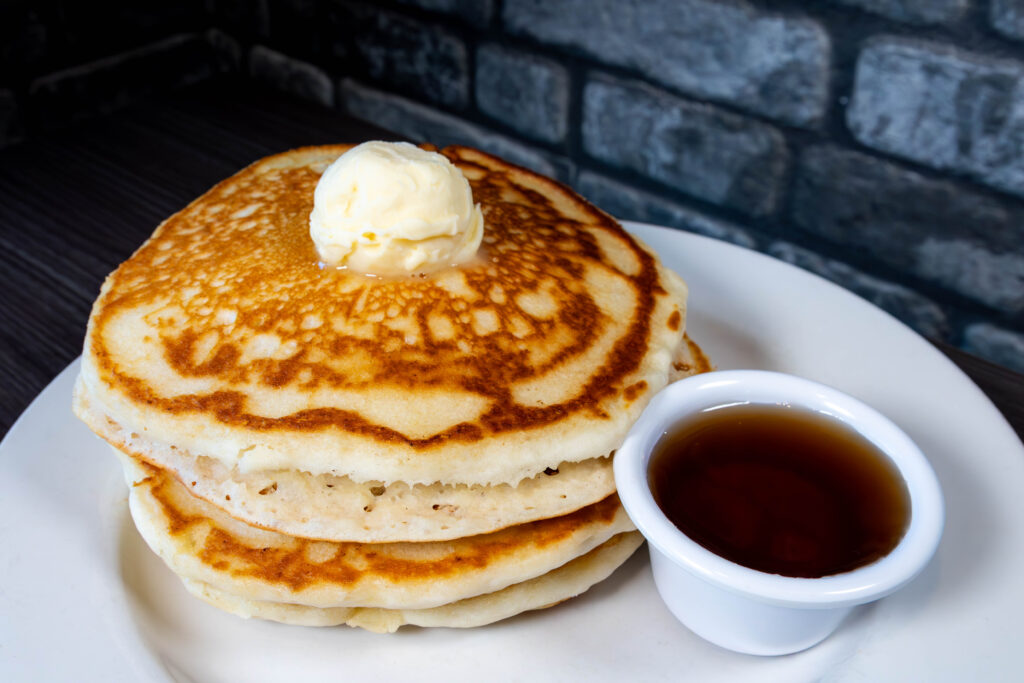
2,0,1024,376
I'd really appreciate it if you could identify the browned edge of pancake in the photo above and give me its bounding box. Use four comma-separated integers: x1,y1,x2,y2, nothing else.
131,458,627,595
179,530,644,632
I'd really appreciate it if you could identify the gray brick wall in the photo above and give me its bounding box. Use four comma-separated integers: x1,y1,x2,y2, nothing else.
250,45,333,107
965,323,1024,372
792,146,1024,314
991,0,1024,41
582,74,788,216
829,0,967,25
394,0,494,27
338,78,568,180
27,34,226,128
504,0,830,128
575,171,759,249
848,37,1024,200
476,44,568,144
768,242,951,340
343,5,470,110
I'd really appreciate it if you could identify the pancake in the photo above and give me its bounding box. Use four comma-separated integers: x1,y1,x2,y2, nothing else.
179,532,643,632
120,454,635,610
80,373,615,543
78,144,689,489
76,142,701,629
77,332,707,543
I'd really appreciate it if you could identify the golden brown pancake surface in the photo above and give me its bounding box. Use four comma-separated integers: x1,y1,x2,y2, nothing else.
81,145,688,486
178,531,644,632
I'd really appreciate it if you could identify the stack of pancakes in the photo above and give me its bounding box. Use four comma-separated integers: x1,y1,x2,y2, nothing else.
74,144,706,632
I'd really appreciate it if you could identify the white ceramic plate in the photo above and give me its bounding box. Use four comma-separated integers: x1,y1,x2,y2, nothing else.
2,223,1023,682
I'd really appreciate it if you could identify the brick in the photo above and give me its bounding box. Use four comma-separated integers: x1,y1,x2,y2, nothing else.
208,0,269,39
28,34,220,127
847,37,1024,200
2,2,205,86
916,240,1024,313
575,171,758,249
343,4,469,110
828,0,966,25
503,0,829,128
768,242,950,340
582,74,788,217
476,44,569,144
205,29,242,73
267,0,335,63
249,45,333,108
0,89,19,148
991,0,1024,41
338,78,567,180
395,0,494,27
792,145,1024,313
964,323,1024,372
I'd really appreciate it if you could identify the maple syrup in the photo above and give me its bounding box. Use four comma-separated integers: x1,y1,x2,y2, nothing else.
648,404,911,578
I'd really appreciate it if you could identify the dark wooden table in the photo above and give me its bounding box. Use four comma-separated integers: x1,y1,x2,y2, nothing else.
1,78,1022,443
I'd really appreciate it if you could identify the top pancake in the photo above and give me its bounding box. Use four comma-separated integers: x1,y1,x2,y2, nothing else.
79,145,688,486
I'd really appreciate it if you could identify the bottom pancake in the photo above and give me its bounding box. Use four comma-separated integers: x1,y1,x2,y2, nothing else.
119,453,635,611
180,532,643,632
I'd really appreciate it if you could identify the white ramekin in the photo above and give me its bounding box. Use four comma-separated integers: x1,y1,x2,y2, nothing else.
614,370,944,656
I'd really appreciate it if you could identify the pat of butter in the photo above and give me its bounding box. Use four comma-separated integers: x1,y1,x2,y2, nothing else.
309,141,484,275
